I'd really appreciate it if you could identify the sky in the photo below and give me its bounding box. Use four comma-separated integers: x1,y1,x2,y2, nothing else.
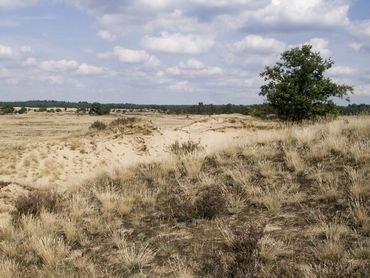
0,0,370,104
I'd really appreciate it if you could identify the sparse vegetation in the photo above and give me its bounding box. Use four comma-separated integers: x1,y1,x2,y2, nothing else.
89,120,107,130
169,140,204,156
0,116,369,277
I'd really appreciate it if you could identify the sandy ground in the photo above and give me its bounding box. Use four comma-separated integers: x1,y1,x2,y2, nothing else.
0,111,276,226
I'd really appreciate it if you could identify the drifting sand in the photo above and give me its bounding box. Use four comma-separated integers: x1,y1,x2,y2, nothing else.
0,111,277,226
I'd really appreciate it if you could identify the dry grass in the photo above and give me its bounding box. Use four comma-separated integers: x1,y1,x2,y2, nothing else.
0,116,369,276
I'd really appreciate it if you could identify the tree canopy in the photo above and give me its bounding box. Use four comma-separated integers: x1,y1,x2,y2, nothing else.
259,45,353,121
89,102,111,115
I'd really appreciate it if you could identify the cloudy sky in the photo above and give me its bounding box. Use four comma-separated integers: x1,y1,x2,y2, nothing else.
0,0,370,104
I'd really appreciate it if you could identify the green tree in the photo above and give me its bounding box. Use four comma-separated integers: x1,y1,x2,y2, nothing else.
89,102,111,115
18,107,27,114
1,105,15,114
259,45,353,122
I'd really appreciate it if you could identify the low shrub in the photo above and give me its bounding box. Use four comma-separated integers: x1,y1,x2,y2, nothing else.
90,121,107,130
194,187,226,219
13,190,59,219
18,107,27,114
228,224,263,277
169,140,203,156
199,224,263,277
109,117,137,128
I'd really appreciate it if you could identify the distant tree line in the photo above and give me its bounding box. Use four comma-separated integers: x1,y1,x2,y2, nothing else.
1,100,369,117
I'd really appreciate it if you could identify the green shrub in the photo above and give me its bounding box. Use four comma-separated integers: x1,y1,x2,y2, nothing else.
18,107,27,114
0,105,15,114
35,107,47,112
89,102,111,115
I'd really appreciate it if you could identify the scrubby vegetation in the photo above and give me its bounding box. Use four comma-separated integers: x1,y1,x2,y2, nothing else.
169,140,204,156
90,117,157,136
1,101,369,117
89,102,111,116
1,116,369,277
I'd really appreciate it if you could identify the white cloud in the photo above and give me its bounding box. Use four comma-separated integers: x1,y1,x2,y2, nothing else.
75,63,104,75
180,58,204,70
348,20,370,54
328,66,356,76
168,80,195,92
23,57,37,66
143,9,212,34
349,42,362,51
167,58,223,76
96,52,114,59
231,35,286,53
349,20,370,38
354,84,370,96
113,46,160,66
219,0,351,31
41,75,65,85
0,0,39,9
40,59,79,71
98,30,117,42
308,38,331,57
142,32,214,54
0,44,15,59
20,45,33,54
349,42,370,53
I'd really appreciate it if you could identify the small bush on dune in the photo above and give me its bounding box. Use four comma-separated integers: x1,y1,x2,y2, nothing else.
200,224,263,277
90,120,107,130
13,190,59,220
170,140,204,156
109,117,137,128
194,187,226,219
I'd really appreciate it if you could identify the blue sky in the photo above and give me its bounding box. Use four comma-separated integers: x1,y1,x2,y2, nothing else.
0,0,370,104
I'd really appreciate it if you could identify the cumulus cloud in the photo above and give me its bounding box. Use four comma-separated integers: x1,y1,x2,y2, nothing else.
349,20,370,38
349,42,370,53
168,80,195,92
113,46,160,66
98,30,117,42
0,44,15,59
75,63,104,75
231,35,286,53
23,57,37,66
348,20,370,54
40,59,79,71
167,58,223,76
142,32,214,54
0,44,34,60
308,38,331,57
328,66,356,76
219,0,351,32
0,0,39,9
